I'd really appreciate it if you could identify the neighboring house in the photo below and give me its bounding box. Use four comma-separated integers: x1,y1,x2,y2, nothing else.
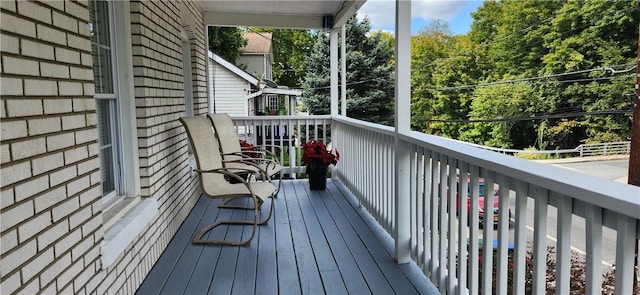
238,32,273,81
208,52,258,116
209,50,301,117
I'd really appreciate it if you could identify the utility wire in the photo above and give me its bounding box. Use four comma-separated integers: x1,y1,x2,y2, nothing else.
414,64,635,93
415,109,633,123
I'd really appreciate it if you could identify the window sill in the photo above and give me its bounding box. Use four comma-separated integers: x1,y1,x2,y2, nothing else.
101,197,158,269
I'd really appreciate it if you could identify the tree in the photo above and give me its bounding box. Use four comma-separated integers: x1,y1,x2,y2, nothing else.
409,0,639,149
302,16,395,126
410,21,456,133
459,81,544,148
208,26,247,63
252,28,315,87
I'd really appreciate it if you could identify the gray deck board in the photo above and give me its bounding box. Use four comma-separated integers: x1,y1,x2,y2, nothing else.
136,179,437,295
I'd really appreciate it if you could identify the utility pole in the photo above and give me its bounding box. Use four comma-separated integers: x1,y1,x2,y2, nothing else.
629,19,640,291
630,22,640,187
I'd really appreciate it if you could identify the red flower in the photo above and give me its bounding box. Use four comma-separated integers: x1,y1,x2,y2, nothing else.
302,140,339,167
238,140,259,158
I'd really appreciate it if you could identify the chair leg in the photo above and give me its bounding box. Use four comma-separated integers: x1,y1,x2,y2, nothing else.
193,196,260,246
257,192,275,225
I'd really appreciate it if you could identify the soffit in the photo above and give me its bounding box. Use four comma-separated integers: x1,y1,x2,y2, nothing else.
198,0,366,29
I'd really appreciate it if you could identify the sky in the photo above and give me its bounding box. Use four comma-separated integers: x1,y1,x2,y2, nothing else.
357,0,485,35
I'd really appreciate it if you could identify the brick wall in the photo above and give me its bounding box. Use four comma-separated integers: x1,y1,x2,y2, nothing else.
1,1,102,293
1,0,204,293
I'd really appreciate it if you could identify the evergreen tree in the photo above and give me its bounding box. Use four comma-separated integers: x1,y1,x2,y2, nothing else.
302,16,395,126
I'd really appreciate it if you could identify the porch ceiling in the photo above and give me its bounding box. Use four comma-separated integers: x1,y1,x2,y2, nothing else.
198,0,366,29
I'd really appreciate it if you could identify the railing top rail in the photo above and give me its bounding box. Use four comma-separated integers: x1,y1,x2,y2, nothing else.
402,131,640,220
231,115,332,121
331,115,396,136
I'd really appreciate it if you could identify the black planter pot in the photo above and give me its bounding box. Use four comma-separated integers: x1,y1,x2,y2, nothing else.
307,164,328,190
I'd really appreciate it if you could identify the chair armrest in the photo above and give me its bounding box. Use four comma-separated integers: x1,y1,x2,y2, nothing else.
221,159,272,181
194,167,257,185
250,146,282,164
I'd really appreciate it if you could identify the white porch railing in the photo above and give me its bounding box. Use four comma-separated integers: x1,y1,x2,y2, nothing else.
232,115,640,294
467,141,631,157
576,141,632,157
231,115,332,177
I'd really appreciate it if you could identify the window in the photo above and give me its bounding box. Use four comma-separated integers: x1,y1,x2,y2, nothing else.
90,0,124,208
268,95,278,111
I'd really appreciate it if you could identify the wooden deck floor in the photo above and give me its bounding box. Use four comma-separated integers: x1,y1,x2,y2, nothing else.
136,179,437,295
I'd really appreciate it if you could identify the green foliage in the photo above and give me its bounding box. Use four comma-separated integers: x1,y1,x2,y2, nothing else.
302,16,395,126
253,28,315,87
411,0,639,149
208,27,247,63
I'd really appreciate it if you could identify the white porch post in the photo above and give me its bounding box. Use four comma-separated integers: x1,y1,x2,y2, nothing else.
394,0,411,264
330,28,340,179
330,28,339,116
341,25,347,116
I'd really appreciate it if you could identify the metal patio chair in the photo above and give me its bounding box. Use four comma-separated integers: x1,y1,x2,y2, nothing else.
208,113,283,196
179,116,275,246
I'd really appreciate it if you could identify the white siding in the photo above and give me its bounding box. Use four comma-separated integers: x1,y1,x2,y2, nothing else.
208,58,250,116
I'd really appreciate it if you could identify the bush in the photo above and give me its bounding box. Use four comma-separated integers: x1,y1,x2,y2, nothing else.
473,245,639,294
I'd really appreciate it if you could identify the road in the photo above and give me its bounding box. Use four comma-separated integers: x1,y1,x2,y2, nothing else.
503,157,630,269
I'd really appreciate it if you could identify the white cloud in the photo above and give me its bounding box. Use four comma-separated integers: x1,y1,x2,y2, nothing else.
358,0,473,29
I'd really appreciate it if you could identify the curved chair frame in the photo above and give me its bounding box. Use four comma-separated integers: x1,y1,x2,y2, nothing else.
208,113,283,196
179,116,275,246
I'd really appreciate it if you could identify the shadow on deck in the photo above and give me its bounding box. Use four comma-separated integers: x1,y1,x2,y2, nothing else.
136,179,437,294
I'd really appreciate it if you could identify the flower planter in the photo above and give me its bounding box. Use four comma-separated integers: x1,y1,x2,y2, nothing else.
302,140,338,191
307,164,327,190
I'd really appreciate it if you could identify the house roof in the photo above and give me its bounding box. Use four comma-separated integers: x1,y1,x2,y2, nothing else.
209,51,259,86
240,33,272,54
198,1,365,29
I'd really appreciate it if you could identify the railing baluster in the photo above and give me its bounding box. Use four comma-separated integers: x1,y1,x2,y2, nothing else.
438,153,448,291
481,170,495,295
423,148,433,277
416,146,427,268
447,158,458,294
411,144,418,261
585,204,602,295
614,214,636,295
468,165,480,294
430,151,440,282
555,193,573,295
532,186,548,294
513,180,528,295
455,162,469,295
496,174,510,295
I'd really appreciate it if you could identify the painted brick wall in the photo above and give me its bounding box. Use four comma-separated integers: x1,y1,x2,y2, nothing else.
90,1,204,292
1,0,204,294
1,1,102,294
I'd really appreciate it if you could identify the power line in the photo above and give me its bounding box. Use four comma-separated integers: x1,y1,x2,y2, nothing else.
415,109,633,124
414,64,635,93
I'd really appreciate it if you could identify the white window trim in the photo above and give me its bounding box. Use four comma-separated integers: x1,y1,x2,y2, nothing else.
97,0,156,269
268,95,278,111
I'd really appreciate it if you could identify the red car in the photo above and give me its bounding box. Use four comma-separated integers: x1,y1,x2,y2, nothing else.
456,177,510,227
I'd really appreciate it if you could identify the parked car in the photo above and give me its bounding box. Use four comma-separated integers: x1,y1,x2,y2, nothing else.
456,177,511,227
